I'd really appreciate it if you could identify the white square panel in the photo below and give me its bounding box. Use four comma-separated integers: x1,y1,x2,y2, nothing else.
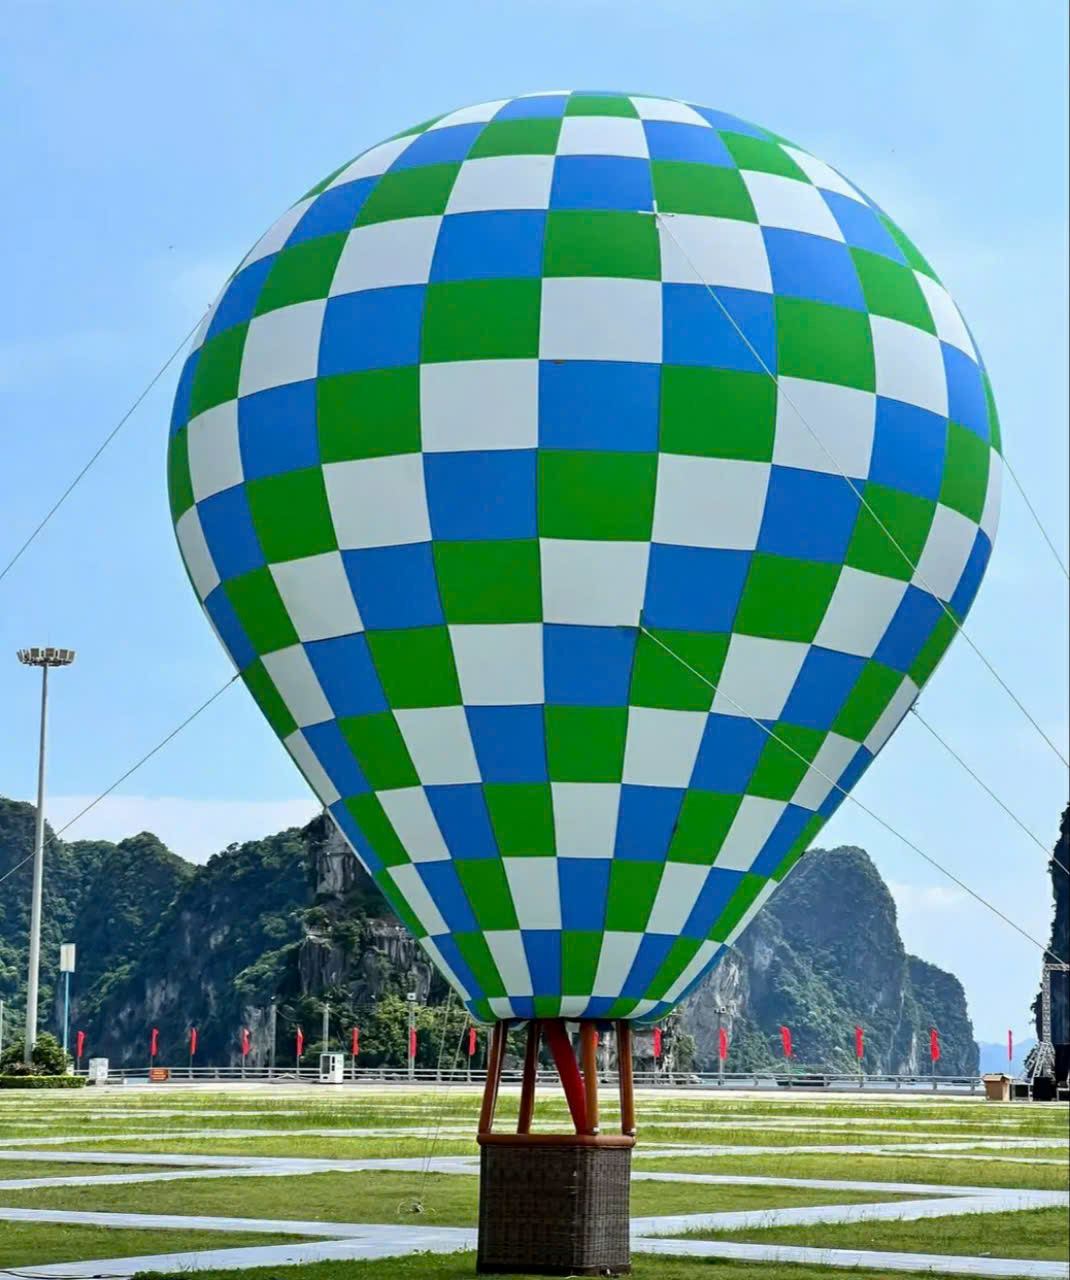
446,155,555,213
540,278,662,363
915,274,978,361
712,635,809,720
714,796,786,871
324,454,430,548
503,859,561,930
378,788,450,862
631,97,709,126
658,214,773,292
870,315,948,416
652,455,770,550
814,566,908,658
239,198,314,268
187,402,243,502
623,706,707,787
792,731,859,811
262,645,332,726
864,674,918,754
743,171,845,241
395,706,480,784
980,453,1001,544
176,508,219,601
724,879,776,945
540,538,650,626
773,378,876,479
270,552,362,642
283,729,340,806
646,862,710,934
782,146,866,202
593,932,644,997
327,137,416,187
239,300,326,397
551,783,621,858
665,939,721,1002
914,504,977,601
557,116,649,157
420,360,538,450
485,931,533,995
488,996,517,1018
330,216,442,295
389,864,447,935
450,624,543,705
428,100,510,128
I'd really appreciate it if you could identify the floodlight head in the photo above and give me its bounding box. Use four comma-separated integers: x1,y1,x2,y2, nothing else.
17,647,76,668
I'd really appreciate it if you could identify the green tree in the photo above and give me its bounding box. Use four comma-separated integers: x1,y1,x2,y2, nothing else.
1,1031,69,1076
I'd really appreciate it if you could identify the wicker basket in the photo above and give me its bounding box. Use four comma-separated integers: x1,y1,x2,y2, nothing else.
477,1138,632,1275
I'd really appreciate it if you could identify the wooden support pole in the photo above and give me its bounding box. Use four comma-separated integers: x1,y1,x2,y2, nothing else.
478,1021,507,1136
579,1022,600,1135
517,1020,541,1134
616,1020,636,1137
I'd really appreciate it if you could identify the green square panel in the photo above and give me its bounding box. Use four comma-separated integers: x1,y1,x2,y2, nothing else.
543,212,660,280
484,784,555,856
433,540,541,623
454,933,507,998
345,794,409,867
241,658,296,738
939,422,990,522
605,862,662,931
338,712,419,789
734,555,841,643
660,366,775,460
469,118,561,157
668,791,742,864
721,133,807,180
246,469,336,562
846,484,936,582
562,932,603,996
647,936,703,1000
630,629,728,710
365,628,461,708
317,367,421,462
254,234,346,314
456,861,517,931
832,661,903,742
534,996,562,1018
879,213,939,281
545,706,627,782
565,94,638,117
710,872,765,941
909,610,957,686
168,430,194,520
983,373,1001,453
538,451,656,540
651,163,757,220
224,568,298,654
775,298,876,392
851,248,935,333
748,724,825,800
422,279,541,361
188,326,246,418
356,164,461,225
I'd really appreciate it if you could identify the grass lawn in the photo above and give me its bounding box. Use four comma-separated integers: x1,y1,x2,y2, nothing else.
34,1135,479,1159
0,1223,295,1267
689,1205,1070,1261
0,1160,181,1179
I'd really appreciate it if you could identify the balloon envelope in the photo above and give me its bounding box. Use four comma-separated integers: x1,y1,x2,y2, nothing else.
168,92,1001,1024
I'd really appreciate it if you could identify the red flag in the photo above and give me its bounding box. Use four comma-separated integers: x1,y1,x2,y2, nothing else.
241,1027,251,1057
409,1027,417,1060
855,1025,864,1060
929,1028,940,1062
296,1027,304,1058
718,1027,728,1061
467,1027,477,1057
779,1025,793,1059
652,1027,662,1059
189,1027,198,1058
1008,1029,1014,1063
351,1026,360,1056
75,1030,86,1059
149,1027,159,1058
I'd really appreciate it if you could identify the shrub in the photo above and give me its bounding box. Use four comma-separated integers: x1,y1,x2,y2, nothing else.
0,1032,70,1076
0,1074,86,1089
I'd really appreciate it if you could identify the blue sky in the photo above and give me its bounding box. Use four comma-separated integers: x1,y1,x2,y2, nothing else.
2,1,1066,1042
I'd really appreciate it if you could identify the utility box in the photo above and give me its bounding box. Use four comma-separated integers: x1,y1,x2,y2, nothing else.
87,1057,109,1085
319,1052,345,1084
982,1072,1012,1102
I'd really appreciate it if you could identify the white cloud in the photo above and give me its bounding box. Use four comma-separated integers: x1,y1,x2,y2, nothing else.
888,880,971,916
49,794,320,865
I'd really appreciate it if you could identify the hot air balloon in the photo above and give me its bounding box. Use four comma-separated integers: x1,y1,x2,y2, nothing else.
167,91,1000,1274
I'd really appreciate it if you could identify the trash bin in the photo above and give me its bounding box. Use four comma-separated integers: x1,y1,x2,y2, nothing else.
982,1072,1011,1102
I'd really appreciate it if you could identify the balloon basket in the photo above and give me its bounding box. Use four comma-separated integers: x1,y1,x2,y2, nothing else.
475,1019,637,1277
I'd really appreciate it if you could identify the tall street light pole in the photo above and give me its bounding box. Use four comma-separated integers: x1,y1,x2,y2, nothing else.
17,647,75,1067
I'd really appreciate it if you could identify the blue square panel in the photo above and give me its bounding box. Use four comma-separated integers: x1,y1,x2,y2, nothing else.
523,931,562,997
390,123,484,170
287,178,377,244
758,466,861,563
198,486,264,580
613,785,685,861
424,450,537,540
874,584,944,671
306,721,371,797
319,286,424,375
942,344,988,440
826,744,872,809
539,361,660,450
680,866,743,939
823,193,906,262
425,784,499,859
495,95,569,120
622,933,676,998
305,633,387,717
206,258,275,341
467,705,547,782
690,715,768,791
431,211,546,281
869,398,948,501
764,228,865,311
544,625,636,706
663,284,776,372
418,861,478,931
644,545,751,631
559,859,611,931
238,380,319,480
343,544,443,630
171,351,199,434
782,646,865,730
203,585,256,670
750,804,812,876
431,934,483,1001
330,799,382,873
550,156,654,211
950,530,991,618
689,106,769,138
643,121,733,165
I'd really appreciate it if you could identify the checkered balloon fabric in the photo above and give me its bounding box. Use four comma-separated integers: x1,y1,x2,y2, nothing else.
168,92,1000,1024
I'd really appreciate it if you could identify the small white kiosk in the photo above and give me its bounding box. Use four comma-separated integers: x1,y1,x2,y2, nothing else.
319,1052,345,1084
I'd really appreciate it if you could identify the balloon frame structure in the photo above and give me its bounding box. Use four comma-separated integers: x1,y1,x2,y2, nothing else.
167,86,1000,1064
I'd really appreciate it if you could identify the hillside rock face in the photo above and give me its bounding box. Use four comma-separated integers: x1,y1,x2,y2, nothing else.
680,847,978,1074
1031,804,1069,1079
